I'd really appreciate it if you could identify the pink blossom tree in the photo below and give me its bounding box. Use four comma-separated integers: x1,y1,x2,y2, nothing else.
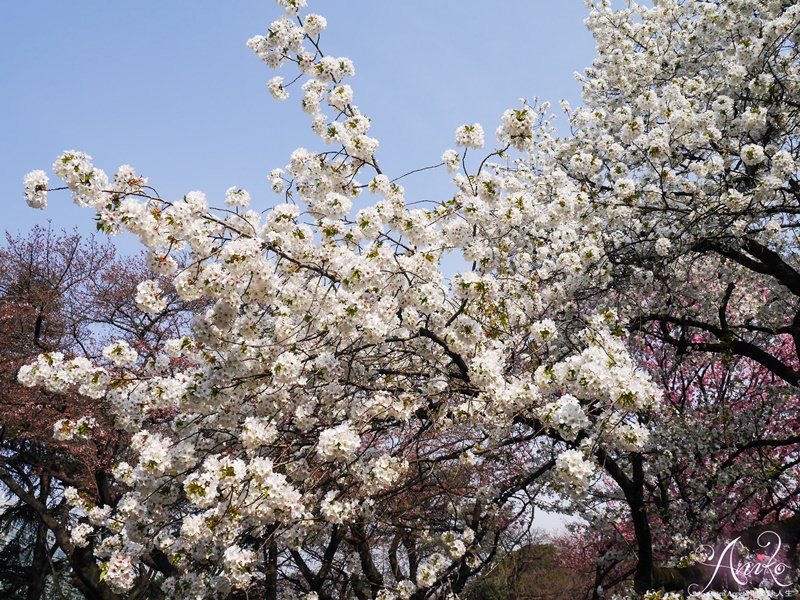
0,227,192,598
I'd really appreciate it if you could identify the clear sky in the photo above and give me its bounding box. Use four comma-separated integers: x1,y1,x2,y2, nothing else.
2,2,596,251
2,2,597,530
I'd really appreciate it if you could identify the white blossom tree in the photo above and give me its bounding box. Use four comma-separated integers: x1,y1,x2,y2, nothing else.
19,0,800,598
555,0,800,594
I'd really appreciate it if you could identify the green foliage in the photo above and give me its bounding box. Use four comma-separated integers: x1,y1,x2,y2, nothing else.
464,543,592,600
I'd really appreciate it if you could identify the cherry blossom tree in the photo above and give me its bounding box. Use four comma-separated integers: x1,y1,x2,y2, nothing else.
19,0,800,598
547,337,800,597
546,0,800,593
0,227,191,598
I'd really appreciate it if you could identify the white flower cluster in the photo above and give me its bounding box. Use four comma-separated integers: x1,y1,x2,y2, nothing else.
441,149,460,173
359,454,408,491
317,421,361,462
131,431,173,476
440,530,470,559
222,545,256,588
267,75,289,100
543,394,590,440
102,340,139,367
320,490,359,524
303,13,327,36
454,123,485,149
530,318,558,344
52,416,97,441
247,17,304,69
18,352,109,399
496,102,545,151
135,280,167,314
69,522,94,548
52,151,110,208
535,318,662,415
240,416,278,450
88,504,112,526
741,143,767,166
416,552,447,589
554,448,597,495
609,421,650,452
23,169,48,209
654,237,672,257
224,186,251,208
63,487,85,509
271,351,304,384
102,551,136,594
275,0,307,15
468,340,506,390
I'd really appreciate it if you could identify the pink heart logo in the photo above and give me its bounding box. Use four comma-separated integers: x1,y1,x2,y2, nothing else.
757,554,765,561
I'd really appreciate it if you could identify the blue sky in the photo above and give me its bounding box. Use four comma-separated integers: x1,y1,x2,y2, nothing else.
2,2,596,252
